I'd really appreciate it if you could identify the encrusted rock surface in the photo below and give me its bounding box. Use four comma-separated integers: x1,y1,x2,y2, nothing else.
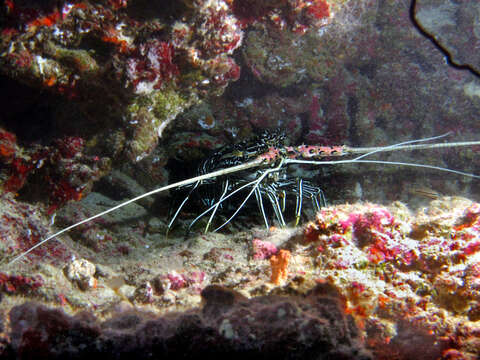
1,0,480,209
3,284,372,359
64,258,97,291
414,0,480,74
2,197,480,358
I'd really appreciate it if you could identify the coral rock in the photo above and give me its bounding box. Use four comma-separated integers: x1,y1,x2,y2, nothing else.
64,258,97,291
5,284,371,359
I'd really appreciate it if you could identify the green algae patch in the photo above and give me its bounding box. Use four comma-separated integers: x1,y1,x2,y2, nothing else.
125,87,194,161
151,88,190,123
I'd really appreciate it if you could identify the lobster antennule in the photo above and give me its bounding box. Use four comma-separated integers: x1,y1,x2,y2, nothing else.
345,140,480,156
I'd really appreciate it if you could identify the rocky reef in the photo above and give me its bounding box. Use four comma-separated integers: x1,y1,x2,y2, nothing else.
2,198,480,358
1,0,480,358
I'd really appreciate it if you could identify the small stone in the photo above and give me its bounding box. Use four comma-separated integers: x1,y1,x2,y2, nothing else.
64,258,97,291
134,281,154,304
151,275,170,295
161,291,176,304
147,217,166,233
117,284,136,301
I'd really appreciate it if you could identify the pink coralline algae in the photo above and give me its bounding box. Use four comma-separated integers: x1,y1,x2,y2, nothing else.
454,203,480,231
312,205,418,267
0,128,17,161
55,136,85,159
0,127,40,194
251,238,278,260
162,270,206,291
0,134,108,214
0,272,43,295
126,40,179,94
339,208,394,235
302,199,480,358
232,0,331,33
166,271,187,291
171,0,243,88
0,193,73,263
306,0,330,20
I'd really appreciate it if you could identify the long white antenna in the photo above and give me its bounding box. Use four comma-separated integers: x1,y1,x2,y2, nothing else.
6,158,264,266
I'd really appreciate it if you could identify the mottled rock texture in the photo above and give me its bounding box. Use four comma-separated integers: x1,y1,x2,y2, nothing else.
3,284,371,360
414,0,480,74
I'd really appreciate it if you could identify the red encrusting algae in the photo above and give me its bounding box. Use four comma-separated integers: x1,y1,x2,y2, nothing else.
0,272,43,294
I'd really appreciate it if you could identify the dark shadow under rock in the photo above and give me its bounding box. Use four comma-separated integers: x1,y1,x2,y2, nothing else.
3,284,371,360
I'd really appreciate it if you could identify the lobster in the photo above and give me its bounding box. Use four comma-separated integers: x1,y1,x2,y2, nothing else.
6,131,480,265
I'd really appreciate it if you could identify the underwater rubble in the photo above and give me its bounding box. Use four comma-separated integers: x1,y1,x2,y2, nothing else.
3,284,371,360
1,0,480,211
1,197,480,359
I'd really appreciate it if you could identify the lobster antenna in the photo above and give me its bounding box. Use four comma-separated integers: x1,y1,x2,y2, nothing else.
6,158,264,266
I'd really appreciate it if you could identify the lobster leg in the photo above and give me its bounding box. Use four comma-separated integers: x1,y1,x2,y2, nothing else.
188,177,262,231
204,179,230,233
294,178,304,226
316,186,327,209
214,160,285,232
167,180,201,234
280,189,286,213
266,189,286,227
254,186,269,229
301,181,327,211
